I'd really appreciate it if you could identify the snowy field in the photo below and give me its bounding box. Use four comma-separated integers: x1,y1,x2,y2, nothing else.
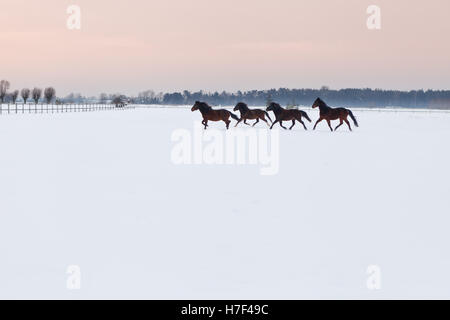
0,106,449,299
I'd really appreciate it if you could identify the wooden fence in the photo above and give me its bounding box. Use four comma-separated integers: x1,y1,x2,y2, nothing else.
0,103,136,115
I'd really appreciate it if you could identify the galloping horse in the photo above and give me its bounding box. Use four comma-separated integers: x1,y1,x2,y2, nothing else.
233,102,272,127
191,101,240,129
312,98,358,131
266,102,311,130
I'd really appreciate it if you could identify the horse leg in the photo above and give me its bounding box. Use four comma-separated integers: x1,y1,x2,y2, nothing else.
203,120,208,129
335,119,343,131
252,118,259,127
244,119,250,126
289,120,296,130
344,118,352,131
313,118,323,130
270,120,279,130
234,118,243,127
279,121,287,130
295,115,307,130
326,119,333,131
262,118,270,127
225,119,231,130
299,119,307,130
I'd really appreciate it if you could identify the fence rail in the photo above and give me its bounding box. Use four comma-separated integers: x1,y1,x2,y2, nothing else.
2,103,449,115
0,103,136,115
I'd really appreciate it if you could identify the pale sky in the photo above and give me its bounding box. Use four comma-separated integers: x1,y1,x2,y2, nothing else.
1,0,449,96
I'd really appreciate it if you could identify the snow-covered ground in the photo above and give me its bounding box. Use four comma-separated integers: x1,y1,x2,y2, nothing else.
0,107,449,299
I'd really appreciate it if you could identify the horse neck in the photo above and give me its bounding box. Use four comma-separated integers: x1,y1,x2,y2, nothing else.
198,104,210,114
273,106,283,115
318,102,331,113
240,106,249,114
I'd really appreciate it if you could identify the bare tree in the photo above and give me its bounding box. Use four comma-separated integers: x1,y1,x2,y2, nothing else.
99,93,108,104
32,88,42,104
138,90,155,104
11,90,19,104
0,80,10,103
21,88,31,104
44,87,56,104
112,96,122,107
112,95,127,108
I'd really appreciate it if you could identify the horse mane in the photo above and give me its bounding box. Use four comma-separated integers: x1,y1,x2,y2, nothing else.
315,97,328,108
236,102,249,111
195,101,212,112
269,102,283,110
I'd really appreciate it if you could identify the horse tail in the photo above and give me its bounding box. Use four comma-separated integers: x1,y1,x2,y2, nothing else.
347,109,359,127
229,111,240,121
264,111,273,123
301,110,312,122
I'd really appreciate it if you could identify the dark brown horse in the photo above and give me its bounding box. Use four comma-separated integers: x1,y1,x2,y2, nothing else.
191,101,240,129
312,98,358,131
266,102,311,130
233,102,272,127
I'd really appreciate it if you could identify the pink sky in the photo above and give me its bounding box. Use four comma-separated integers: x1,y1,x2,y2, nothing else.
1,0,449,95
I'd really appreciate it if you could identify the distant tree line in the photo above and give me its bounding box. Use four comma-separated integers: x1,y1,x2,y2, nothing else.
36,88,450,109
2,79,450,109
135,87,450,109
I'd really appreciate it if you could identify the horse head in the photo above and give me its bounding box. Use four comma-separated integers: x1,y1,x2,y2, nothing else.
191,101,204,112
312,98,324,109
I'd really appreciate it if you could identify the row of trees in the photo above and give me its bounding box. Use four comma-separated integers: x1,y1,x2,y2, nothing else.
57,92,126,105
138,88,450,108
0,80,56,104
2,79,449,108
60,88,450,109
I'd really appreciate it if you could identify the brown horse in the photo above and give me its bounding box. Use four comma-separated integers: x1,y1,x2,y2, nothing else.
191,101,240,129
233,102,272,127
312,98,358,131
266,102,311,130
